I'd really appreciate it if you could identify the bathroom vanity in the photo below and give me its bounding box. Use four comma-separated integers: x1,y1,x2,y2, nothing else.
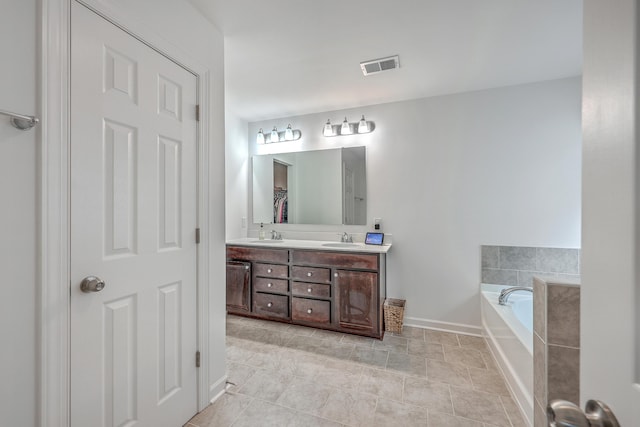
226,239,390,338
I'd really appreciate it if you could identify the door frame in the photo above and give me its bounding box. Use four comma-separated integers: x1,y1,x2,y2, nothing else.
39,1,213,425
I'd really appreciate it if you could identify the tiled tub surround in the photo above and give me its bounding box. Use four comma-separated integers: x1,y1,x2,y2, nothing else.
532,277,580,427
188,315,529,427
481,246,580,288
481,284,534,426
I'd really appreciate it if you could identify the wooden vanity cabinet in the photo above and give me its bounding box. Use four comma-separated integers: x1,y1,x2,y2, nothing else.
226,244,386,338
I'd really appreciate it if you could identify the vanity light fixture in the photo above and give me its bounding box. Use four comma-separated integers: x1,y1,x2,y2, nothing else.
284,124,294,141
358,115,369,133
270,127,280,143
341,117,353,135
256,125,302,144
323,119,334,137
256,128,266,144
322,116,375,137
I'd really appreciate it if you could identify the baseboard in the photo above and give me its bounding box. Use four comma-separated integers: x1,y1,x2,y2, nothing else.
208,375,228,404
403,316,483,336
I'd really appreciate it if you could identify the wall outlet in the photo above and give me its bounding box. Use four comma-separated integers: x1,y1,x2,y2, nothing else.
374,218,382,230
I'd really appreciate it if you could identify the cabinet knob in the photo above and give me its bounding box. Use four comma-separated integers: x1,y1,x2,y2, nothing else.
267,268,272,273
334,272,338,277
245,266,249,270
307,308,312,314
267,283,272,287
307,272,313,277
307,288,312,293
267,302,273,308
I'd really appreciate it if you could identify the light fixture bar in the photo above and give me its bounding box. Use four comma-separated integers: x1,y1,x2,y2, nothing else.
256,125,302,144
322,116,375,137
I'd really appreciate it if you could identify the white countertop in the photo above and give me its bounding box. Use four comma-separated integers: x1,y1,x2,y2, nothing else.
226,238,392,254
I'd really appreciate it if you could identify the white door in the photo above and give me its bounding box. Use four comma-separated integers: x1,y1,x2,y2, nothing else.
70,2,198,426
580,1,640,426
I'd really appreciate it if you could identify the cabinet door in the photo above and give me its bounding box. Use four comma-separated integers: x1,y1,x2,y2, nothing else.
226,261,251,313
335,270,378,333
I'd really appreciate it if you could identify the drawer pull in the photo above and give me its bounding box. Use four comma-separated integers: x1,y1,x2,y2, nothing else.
267,302,273,308
307,308,312,314
245,266,249,270
334,272,338,277
307,288,312,293
267,268,272,273
307,272,313,277
267,283,272,287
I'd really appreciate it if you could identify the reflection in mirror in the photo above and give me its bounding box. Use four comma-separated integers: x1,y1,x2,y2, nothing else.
252,147,366,225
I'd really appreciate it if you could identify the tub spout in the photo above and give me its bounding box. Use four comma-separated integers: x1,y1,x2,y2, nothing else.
498,286,533,305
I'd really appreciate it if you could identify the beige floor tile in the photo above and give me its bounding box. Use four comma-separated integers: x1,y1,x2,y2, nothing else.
392,325,425,340
187,392,252,427
276,377,333,413
225,338,259,363
481,351,500,371
468,367,511,396
373,400,428,427
315,358,364,390
425,330,460,347
427,359,472,387
500,395,529,427
236,369,293,402
341,333,376,349
403,377,453,414
286,323,317,337
408,339,445,360
312,328,346,341
358,367,404,399
232,399,342,427
226,362,256,392
349,347,389,368
318,388,377,427
444,346,487,369
373,334,409,353
450,386,511,427
427,411,482,427
457,335,489,352
386,352,427,377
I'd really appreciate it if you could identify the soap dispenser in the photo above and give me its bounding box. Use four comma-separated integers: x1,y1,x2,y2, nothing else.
259,223,265,240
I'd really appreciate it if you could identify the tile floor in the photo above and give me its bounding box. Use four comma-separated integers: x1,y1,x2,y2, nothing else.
186,315,527,427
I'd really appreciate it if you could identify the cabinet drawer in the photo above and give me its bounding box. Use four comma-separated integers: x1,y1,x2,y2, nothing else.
254,263,289,278
292,282,330,299
291,250,378,270
291,266,330,283
292,297,330,324
253,293,289,319
226,246,289,263
254,277,289,294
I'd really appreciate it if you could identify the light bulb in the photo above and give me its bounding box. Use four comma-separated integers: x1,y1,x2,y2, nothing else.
256,128,265,144
270,126,279,143
323,119,334,137
284,124,294,141
358,115,369,133
341,117,352,135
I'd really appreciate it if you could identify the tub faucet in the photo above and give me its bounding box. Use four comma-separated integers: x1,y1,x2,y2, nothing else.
498,286,533,305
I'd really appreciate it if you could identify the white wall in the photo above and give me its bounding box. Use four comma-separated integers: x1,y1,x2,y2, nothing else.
225,111,249,239
0,1,37,425
244,77,582,329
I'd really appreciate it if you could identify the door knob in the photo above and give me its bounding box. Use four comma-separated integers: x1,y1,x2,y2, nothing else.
80,276,105,293
548,399,620,427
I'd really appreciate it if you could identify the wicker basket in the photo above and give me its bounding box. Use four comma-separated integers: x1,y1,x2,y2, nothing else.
383,298,406,333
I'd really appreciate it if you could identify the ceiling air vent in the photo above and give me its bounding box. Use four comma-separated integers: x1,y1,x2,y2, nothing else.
360,55,400,76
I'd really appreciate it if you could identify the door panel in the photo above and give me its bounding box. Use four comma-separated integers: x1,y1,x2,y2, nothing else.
70,2,198,426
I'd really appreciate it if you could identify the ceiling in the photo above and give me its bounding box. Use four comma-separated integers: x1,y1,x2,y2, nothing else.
187,0,583,122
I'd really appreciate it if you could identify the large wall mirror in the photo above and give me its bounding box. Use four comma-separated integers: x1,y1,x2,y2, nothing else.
252,147,366,225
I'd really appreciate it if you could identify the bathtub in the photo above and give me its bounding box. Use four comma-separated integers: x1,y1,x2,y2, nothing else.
481,284,533,426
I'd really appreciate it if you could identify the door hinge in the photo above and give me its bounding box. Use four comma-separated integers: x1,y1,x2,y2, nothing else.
196,350,201,368
195,105,200,122
195,228,200,244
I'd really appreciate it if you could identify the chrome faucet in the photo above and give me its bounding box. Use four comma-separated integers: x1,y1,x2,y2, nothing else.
340,232,353,243
270,230,282,240
498,286,533,305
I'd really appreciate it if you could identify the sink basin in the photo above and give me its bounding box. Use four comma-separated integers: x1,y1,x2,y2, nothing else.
250,239,285,243
321,242,364,248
